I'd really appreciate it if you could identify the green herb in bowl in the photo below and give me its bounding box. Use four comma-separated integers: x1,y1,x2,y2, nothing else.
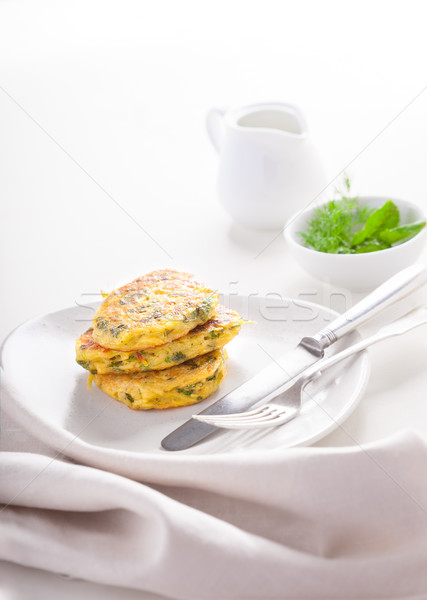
284,188,427,290
300,181,426,254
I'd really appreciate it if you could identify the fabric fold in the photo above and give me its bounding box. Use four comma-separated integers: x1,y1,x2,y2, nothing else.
2,431,427,599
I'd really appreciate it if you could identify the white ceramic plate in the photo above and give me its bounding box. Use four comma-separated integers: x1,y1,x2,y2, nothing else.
1,295,369,470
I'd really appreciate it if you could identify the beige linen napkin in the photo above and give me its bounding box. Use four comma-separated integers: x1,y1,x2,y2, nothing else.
2,430,427,600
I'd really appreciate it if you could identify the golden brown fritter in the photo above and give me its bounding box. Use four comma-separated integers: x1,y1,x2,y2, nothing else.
76,305,243,374
92,350,226,410
91,269,219,350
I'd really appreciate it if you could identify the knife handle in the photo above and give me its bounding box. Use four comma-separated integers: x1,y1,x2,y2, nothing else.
301,264,427,355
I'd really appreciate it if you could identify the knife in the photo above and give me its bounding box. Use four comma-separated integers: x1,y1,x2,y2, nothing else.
161,264,427,451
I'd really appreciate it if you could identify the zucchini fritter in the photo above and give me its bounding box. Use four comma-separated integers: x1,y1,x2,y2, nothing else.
77,305,242,374
92,350,226,410
92,269,219,351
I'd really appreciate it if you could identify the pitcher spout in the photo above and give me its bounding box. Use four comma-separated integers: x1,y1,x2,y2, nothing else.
233,102,308,138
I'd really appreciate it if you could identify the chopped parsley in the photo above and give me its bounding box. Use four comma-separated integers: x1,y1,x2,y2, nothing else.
177,384,195,396
110,324,127,337
110,360,123,367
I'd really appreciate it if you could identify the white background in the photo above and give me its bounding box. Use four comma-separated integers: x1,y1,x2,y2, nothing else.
1,0,427,598
2,0,427,342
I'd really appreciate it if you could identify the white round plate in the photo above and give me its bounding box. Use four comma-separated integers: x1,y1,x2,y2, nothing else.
1,295,369,476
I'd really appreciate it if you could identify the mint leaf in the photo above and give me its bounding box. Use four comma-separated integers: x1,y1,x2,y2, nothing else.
353,240,390,253
351,200,399,246
378,221,426,245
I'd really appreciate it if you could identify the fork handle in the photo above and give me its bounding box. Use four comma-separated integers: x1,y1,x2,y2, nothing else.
301,264,427,355
305,306,427,379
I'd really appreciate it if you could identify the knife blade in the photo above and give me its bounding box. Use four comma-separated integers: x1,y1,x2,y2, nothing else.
161,264,427,451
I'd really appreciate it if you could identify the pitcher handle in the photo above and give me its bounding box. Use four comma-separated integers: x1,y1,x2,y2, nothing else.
206,107,226,153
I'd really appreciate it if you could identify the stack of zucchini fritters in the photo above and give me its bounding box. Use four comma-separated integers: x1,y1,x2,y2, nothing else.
75,269,245,410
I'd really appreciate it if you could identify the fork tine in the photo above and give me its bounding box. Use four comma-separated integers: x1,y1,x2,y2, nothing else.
192,406,294,429
192,406,268,423
209,406,271,420
196,411,284,425
194,406,274,422
229,411,287,423
192,412,293,430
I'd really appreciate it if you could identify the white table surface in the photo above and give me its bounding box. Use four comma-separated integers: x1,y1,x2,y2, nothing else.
2,0,427,597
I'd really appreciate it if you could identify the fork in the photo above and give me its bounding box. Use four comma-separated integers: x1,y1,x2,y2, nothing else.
192,306,427,430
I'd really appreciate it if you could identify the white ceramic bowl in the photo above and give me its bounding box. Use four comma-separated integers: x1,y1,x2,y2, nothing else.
284,196,427,291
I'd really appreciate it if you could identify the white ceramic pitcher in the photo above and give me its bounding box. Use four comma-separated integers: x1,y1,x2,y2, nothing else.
206,102,327,230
